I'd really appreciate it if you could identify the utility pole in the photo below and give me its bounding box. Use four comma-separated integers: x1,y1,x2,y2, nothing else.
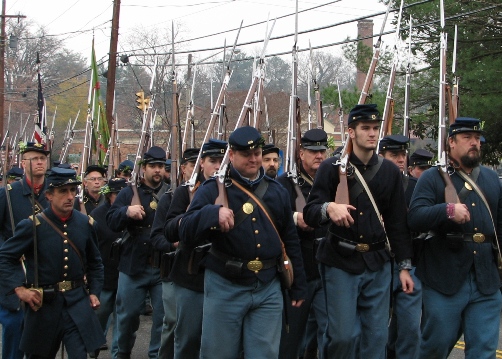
105,0,120,134
0,0,25,139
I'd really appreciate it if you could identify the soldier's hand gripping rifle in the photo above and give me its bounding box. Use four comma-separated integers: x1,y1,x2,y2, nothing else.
334,0,392,205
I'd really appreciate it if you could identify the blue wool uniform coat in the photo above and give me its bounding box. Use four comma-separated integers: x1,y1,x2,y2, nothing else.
0,177,49,310
106,182,164,276
303,153,413,274
0,207,105,356
179,167,307,300
408,166,502,295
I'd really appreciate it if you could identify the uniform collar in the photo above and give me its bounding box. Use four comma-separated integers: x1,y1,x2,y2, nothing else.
349,152,379,167
230,166,265,187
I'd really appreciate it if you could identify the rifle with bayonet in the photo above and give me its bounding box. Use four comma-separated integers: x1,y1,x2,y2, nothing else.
449,24,459,122
214,19,275,206
377,0,404,154
309,43,323,130
59,110,80,164
169,22,181,191
336,79,346,148
436,0,459,204
186,22,243,192
403,16,412,139
335,0,392,205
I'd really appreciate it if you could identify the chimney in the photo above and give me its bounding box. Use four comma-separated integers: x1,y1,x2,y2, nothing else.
356,19,374,92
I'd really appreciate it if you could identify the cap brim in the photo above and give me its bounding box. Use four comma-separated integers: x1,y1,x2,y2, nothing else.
303,145,328,151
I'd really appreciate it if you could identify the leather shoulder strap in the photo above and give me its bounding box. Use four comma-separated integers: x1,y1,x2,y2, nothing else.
349,156,384,204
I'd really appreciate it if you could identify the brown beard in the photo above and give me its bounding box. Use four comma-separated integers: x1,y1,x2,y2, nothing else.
460,150,480,168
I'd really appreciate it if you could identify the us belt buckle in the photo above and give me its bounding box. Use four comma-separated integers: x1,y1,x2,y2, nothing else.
57,281,72,292
355,243,369,252
473,233,485,243
247,260,263,272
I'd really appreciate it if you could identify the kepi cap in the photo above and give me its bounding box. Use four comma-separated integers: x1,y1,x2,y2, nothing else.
409,149,434,167
228,126,265,151
201,139,227,158
448,117,483,137
142,146,166,164
84,165,107,178
262,144,280,156
19,142,50,155
301,129,328,150
378,134,409,152
47,167,81,187
181,148,200,164
347,104,382,126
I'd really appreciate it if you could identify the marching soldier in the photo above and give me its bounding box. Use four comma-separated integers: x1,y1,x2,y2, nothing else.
89,178,128,356
0,142,50,359
75,165,107,214
106,146,168,359
408,149,434,179
278,128,329,359
148,148,199,359
163,140,226,359
408,117,502,358
262,143,280,178
303,104,414,359
378,135,422,359
116,160,134,180
179,126,307,359
0,167,105,358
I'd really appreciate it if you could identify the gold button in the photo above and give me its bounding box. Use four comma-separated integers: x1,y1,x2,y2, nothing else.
254,270,258,274
473,251,477,254
64,257,68,261
472,203,476,207
64,240,68,244
474,228,478,231
254,230,259,234
61,289,66,293
257,244,261,248
63,232,67,235
360,212,363,216
63,273,67,277
252,218,257,222
64,265,68,269
63,224,67,228
64,249,68,253
360,235,363,239
256,257,259,260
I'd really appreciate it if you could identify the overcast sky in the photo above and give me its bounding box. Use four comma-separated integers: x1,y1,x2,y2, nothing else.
6,0,395,66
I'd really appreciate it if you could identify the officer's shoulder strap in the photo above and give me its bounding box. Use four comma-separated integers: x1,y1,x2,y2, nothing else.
28,214,41,226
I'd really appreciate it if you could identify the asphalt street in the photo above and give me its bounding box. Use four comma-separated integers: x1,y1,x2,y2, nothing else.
2,312,502,358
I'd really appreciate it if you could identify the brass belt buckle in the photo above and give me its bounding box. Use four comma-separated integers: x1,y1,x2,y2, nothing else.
247,260,263,272
355,243,370,252
57,281,72,292
473,233,485,243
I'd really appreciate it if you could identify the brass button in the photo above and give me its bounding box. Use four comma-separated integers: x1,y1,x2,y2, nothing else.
252,218,257,222
359,235,363,239
64,249,68,253
63,224,67,228
254,230,259,234
63,273,67,277
472,203,476,207
256,257,259,260
64,240,68,244
61,289,66,293
257,244,261,248
473,251,477,254
63,232,67,236
474,228,478,231
64,265,68,269
360,212,363,216
254,270,259,274
64,257,68,261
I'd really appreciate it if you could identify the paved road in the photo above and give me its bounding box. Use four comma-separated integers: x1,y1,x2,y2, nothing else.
2,312,502,358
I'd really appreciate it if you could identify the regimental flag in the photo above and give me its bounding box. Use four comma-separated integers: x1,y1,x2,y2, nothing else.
89,39,110,166
34,52,46,145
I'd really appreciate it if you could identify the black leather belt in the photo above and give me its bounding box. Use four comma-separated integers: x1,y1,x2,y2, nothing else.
42,279,85,292
209,247,278,272
327,231,385,252
447,233,494,243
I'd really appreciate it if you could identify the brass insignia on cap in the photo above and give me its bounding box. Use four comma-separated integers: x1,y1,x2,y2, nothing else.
247,140,253,144
371,115,376,119
243,202,254,214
